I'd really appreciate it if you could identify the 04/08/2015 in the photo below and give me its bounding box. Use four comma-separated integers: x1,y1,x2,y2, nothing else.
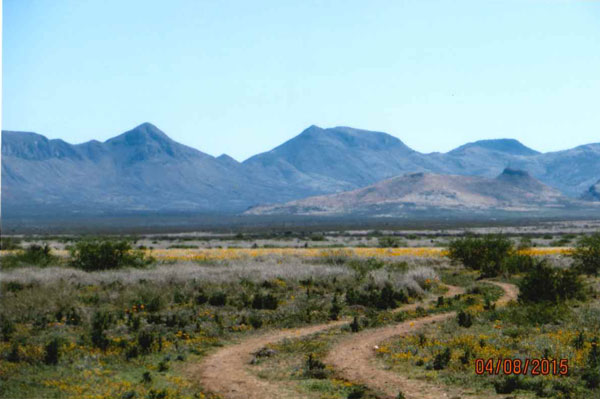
475,358,568,376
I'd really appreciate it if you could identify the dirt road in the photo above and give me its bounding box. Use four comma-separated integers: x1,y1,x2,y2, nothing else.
188,283,464,398
324,280,518,399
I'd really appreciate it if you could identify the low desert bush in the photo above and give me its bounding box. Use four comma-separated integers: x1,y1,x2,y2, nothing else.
518,260,585,303
70,239,152,271
572,233,600,276
448,235,513,277
304,353,327,379
44,337,61,365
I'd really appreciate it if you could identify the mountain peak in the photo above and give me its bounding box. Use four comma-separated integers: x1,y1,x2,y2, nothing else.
105,122,171,146
104,123,205,163
450,138,539,156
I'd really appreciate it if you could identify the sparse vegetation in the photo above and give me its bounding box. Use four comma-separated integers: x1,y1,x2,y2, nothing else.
0,228,597,399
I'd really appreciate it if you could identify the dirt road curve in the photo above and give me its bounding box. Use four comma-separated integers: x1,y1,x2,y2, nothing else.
325,280,518,399
188,284,466,399
187,320,347,399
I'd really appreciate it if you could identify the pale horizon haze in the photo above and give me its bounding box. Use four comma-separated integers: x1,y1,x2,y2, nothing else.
3,1,600,161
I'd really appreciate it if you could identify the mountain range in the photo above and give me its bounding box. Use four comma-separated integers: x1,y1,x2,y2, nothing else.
2,122,599,218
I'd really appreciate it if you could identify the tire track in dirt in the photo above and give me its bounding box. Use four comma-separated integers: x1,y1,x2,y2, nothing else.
187,284,464,399
324,280,518,399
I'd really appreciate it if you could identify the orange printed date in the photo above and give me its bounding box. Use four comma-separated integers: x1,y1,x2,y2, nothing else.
475,358,568,376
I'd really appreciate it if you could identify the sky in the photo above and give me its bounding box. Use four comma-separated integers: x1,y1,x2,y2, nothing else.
3,1,600,161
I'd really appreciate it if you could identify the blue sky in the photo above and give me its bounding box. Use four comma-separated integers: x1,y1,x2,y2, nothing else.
3,1,600,161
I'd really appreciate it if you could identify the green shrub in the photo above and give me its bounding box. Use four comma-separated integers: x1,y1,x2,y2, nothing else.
90,311,112,350
457,310,473,328
0,315,15,342
350,316,360,333
448,235,513,277
329,294,342,320
572,233,600,276
208,291,227,306
433,348,451,370
518,260,585,303
195,289,208,305
70,239,152,271
304,353,327,379
251,292,278,310
137,329,155,354
44,337,61,365
346,282,405,310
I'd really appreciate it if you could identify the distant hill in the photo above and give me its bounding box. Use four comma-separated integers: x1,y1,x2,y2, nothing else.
246,169,585,217
2,123,600,217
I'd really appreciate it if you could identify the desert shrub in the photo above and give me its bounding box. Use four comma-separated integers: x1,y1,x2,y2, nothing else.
195,289,208,305
448,235,513,277
433,348,451,370
44,337,61,365
572,233,600,276
70,239,152,271
208,291,227,306
0,316,15,342
138,329,155,354
519,260,585,303
329,294,342,320
158,359,169,372
90,311,112,350
378,236,405,248
304,353,327,379
251,292,278,310
345,282,404,310
350,316,360,332
457,310,473,328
